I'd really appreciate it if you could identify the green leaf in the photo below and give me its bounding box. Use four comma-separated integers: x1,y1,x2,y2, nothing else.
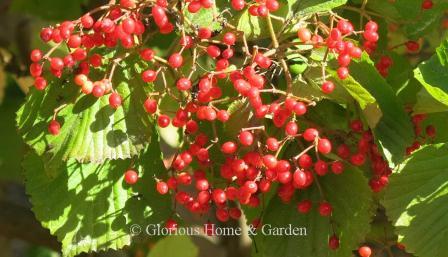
383,143,448,257
413,38,448,112
224,100,260,138
24,134,171,257
234,3,289,40
336,53,414,166
292,0,347,16
414,87,448,113
0,82,25,180
254,169,373,257
404,5,446,39
385,52,413,93
10,0,84,20
17,58,153,174
304,100,349,131
147,235,198,257
184,7,222,33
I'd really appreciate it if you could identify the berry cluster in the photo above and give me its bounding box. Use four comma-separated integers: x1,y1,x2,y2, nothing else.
29,0,410,251
406,113,436,155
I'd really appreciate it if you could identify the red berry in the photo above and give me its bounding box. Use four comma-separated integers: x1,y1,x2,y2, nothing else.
206,45,221,58
140,48,155,61
120,0,136,8
317,138,332,154
358,246,372,257
30,49,43,62
40,28,53,42
221,141,237,154
298,154,313,169
48,120,61,135
168,53,183,68
34,77,47,90
365,21,378,32
122,18,136,34
92,84,105,98
196,178,210,191
176,78,192,91
90,54,102,67
109,92,122,109
239,131,254,146
257,5,268,17
421,0,433,9
321,81,335,94
231,0,245,10
266,0,279,12
350,119,363,132
50,57,64,71
405,41,420,52
293,169,307,187
263,155,278,169
216,209,229,222
426,125,436,137
303,128,319,142
350,47,363,58
297,200,312,213
285,121,299,136
158,115,170,128
144,98,157,114
338,53,351,67
156,181,169,194
248,5,259,16
188,1,202,13
152,5,168,28
212,189,227,204
266,137,279,151
297,27,312,42
124,169,138,185
337,67,349,80
314,160,328,176
364,30,379,42
216,110,229,122
81,14,94,28
350,153,366,166
331,161,344,174
329,235,340,250
165,219,178,231
142,70,158,82
198,27,212,39
319,202,332,216
223,32,236,45
337,20,354,35
329,28,342,41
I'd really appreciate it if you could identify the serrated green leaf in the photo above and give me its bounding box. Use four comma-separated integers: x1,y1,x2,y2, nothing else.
254,169,373,257
184,7,222,33
225,100,260,138
413,38,448,112
385,52,413,93
383,143,448,257
414,87,448,113
24,134,171,257
404,5,446,39
295,67,352,104
336,53,414,166
17,58,153,174
234,3,289,40
292,0,347,16
147,235,198,257
305,100,349,131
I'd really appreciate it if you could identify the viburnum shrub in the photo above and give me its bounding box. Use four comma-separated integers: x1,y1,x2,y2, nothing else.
15,0,448,257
